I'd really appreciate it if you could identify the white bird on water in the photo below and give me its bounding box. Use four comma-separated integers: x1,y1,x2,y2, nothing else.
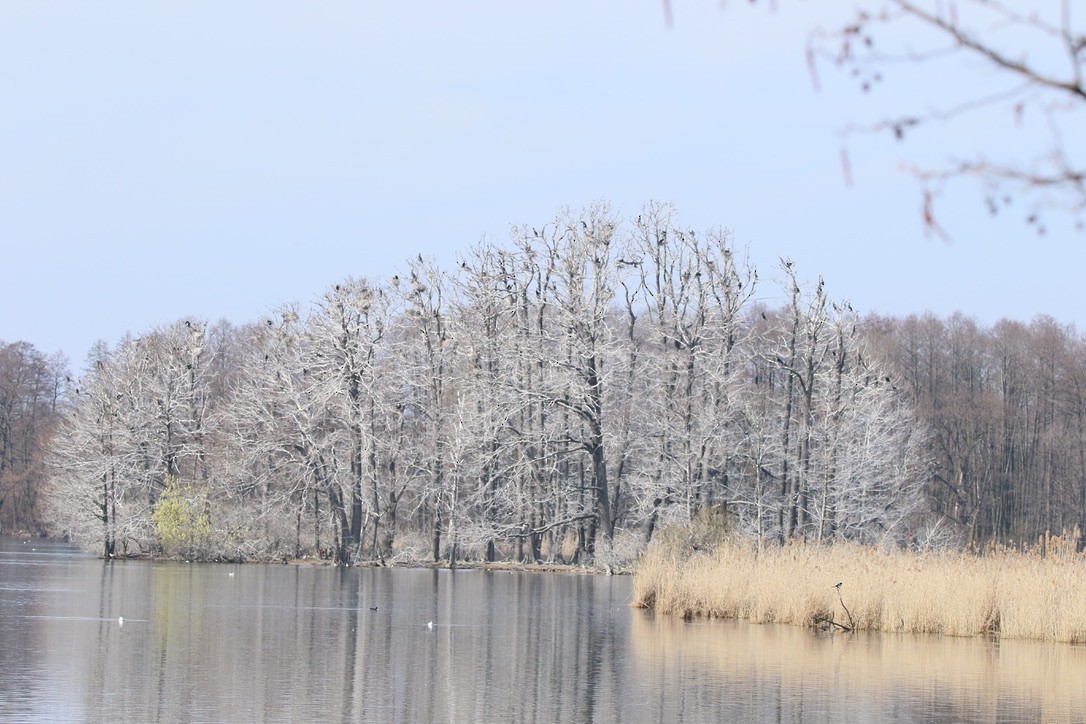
427,621,433,630
118,616,124,626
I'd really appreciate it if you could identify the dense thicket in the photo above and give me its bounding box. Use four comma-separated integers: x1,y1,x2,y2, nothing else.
40,203,929,564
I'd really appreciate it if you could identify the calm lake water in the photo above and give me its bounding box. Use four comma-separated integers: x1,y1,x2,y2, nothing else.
3,538,1086,723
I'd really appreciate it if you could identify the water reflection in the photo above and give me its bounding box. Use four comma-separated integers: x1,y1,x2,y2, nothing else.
630,604,1086,722
3,538,1086,722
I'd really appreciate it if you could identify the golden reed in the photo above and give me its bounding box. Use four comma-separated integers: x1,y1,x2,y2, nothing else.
632,532,1086,643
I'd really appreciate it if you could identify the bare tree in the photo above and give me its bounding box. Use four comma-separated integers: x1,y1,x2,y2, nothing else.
221,306,364,563
0,341,66,534
765,262,829,541
807,313,929,544
719,274,929,547
395,256,457,562
503,231,566,561
541,204,625,555
448,242,526,561
725,1,1086,231
45,343,125,555
308,277,393,560
627,202,756,541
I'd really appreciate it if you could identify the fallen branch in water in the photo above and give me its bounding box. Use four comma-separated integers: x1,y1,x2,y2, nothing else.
813,614,852,632
812,583,856,632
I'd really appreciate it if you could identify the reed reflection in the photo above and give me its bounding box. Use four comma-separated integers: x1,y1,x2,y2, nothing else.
630,610,1086,722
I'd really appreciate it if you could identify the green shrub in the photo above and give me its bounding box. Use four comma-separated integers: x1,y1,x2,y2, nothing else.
152,475,211,558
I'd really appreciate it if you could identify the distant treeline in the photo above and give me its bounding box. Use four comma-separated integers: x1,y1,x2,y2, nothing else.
865,312,1086,548
0,342,65,534
14,202,1083,564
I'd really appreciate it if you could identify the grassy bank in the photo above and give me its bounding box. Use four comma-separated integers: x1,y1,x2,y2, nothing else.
632,535,1086,643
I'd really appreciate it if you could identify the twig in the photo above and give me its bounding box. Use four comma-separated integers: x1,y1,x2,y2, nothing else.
835,581,856,630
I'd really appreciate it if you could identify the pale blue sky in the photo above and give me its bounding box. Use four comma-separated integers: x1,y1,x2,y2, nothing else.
2,2,1082,369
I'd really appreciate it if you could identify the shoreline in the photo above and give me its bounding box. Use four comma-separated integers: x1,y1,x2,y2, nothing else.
2,534,629,574
98,551,623,575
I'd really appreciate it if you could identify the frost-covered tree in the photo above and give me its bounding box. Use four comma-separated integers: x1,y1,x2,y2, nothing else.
725,281,929,546
308,278,395,559
42,202,939,560
627,202,757,537
45,320,215,555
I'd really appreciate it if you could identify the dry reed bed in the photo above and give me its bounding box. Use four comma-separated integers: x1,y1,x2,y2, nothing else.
632,539,1086,643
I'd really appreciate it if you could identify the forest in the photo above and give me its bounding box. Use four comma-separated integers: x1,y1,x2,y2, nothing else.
4,203,1084,565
